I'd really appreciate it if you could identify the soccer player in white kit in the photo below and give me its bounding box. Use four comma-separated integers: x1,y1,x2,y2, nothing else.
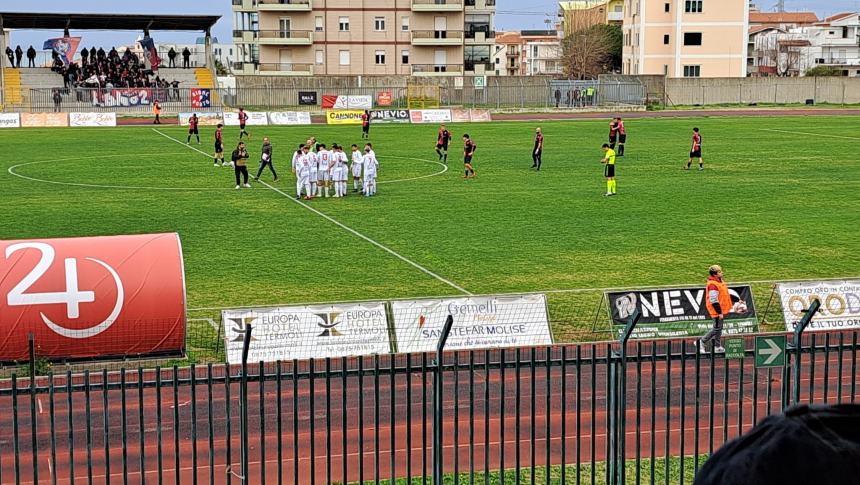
292,145,313,200
362,146,379,197
330,145,346,197
307,147,319,198
316,144,332,198
350,144,364,193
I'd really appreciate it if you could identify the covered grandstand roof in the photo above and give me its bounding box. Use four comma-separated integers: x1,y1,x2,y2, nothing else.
0,12,220,32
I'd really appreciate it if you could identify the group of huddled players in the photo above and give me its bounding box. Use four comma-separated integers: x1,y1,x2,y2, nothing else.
187,109,706,199
290,139,379,200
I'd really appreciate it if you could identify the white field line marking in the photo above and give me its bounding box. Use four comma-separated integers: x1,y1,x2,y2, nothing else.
153,128,471,295
759,128,860,140
377,155,448,184
189,317,220,331
6,153,226,191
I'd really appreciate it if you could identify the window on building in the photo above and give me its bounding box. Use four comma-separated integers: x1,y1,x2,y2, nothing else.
401,16,410,32
684,32,702,46
316,50,324,65
315,16,324,32
374,17,386,32
402,49,410,64
465,45,491,70
532,45,538,57
683,65,701,77
664,34,670,44
339,50,350,66
465,14,492,39
375,50,386,65
665,3,670,12
339,16,350,32
685,0,703,13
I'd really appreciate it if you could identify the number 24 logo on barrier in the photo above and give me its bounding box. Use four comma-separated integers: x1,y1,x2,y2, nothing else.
5,242,125,339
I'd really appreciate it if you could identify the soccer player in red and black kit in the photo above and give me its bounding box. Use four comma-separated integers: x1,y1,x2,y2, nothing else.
187,113,200,145
608,118,619,150
463,134,477,179
213,123,225,166
361,110,371,139
615,117,627,156
532,127,544,170
686,127,704,171
238,108,250,140
435,124,451,164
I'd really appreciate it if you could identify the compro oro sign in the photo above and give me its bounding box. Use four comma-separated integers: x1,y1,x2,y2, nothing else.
222,302,391,364
0,233,186,362
607,285,758,339
777,280,860,332
393,294,552,353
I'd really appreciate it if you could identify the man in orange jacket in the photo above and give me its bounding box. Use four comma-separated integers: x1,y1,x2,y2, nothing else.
700,265,731,354
152,101,162,125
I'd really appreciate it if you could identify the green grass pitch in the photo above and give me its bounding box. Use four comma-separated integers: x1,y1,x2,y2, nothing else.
1,115,857,350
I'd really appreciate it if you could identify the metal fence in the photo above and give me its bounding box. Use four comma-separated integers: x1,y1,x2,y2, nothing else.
0,327,856,484
14,79,645,113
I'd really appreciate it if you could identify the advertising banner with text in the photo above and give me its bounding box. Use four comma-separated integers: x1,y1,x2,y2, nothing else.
370,110,410,124
222,302,391,363
410,109,452,124
393,294,552,353
0,113,21,128
777,280,860,332
268,111,312,125
326,110,364,125
0,233,186,361
69,112,117,127
607,285,758,339
224,111,268,126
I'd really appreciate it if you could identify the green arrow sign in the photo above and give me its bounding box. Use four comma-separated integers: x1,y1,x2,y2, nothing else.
755,335,786,368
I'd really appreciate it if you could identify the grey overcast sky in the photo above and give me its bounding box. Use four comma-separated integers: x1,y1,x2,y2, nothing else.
4,0,859,48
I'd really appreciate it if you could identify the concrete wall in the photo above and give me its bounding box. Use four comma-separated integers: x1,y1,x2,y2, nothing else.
665,77,860,105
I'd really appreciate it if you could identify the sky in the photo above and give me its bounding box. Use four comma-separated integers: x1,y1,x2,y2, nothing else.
3,0,859,49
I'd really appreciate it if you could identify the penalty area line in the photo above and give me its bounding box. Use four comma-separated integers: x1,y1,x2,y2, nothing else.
152,128,472,296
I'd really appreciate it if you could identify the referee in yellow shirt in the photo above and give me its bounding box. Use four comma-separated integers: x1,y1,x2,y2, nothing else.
601,143,617,196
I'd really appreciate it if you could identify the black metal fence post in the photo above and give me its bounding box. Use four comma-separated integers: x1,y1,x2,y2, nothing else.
610,309,641,485
432,315,455,485
239,323,253,484
28,334,39,485
792,299,821,404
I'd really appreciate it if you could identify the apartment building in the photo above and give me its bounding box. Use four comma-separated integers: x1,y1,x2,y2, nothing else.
622,0,749,77
493,30,562,76
231,0,496,77
558,0,624,36
754,13,860,77
493,31,524,76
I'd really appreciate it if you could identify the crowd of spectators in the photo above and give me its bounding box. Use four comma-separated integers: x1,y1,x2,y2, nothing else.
47,47,184,103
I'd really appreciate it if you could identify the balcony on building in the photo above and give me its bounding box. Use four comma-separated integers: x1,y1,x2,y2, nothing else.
232,61,314,75
412,63,465,75
412,0,463,12
233,30,314,45
412,30,464,46
255,0,312,11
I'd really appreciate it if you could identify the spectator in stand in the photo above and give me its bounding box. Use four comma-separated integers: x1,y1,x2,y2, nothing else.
554,88,561,108
52,89,62,112
108,47,118,61
96,47,106,62
15,45,23,68
168,47,177,68
5,46,13,68
89,47,97,62
80,47,89,66
26,46,36,68
182,47,191,68
171,80,181,101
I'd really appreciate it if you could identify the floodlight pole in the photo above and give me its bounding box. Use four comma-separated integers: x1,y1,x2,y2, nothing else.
0,15,6,107
432,314,455,485
792,298,821,404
